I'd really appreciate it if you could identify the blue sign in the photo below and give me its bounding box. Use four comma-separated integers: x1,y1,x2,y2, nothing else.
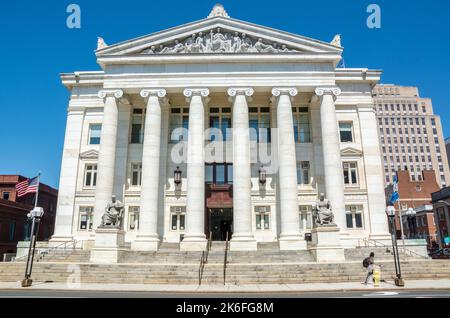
445,237,450,245
390,191,399,204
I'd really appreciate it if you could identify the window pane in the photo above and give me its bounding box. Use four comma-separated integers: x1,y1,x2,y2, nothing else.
205,165,213,183
298,115,310,143
339,123,353,142
355,213,363,228
216,165,225,184
131,124,143,143
222,116,231,141
93,170,97,187
227,165,233,184
210,116,220,141
9,222,15,241
293,125,299,143
89,214,93,230
89,124,102,145
182,116,189,141
343,169,349,184
264,214,270,229
351,170,357,184
132,171,139,186
170,116,181,142
256,214,262,229
346,213,353,228
85,172,92,187
129,214,136,230
180,215,185,230
171,215,177,230
80,215,87,230
249,118,259,142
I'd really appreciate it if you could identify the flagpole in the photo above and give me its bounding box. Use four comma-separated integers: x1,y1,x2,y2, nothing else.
392,172,406,256
397,200,406,256
34,172,41,208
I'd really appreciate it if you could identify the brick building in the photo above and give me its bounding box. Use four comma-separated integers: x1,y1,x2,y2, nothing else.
386,170,440,247
0,175,58,260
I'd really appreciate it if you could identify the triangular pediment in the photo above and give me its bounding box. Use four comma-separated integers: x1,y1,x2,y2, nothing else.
341,147,363,157
79,149,99,160
96,16,343,57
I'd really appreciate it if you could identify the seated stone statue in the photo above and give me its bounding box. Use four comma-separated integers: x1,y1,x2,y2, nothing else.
313,193,335,226
100,195,124,229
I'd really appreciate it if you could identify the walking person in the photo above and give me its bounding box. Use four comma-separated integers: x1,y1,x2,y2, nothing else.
362,252,375,285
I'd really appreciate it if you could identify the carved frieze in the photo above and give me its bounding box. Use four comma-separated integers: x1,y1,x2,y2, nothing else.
140,28,300,55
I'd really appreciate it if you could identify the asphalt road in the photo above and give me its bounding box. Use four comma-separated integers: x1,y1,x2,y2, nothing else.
0,289,449,298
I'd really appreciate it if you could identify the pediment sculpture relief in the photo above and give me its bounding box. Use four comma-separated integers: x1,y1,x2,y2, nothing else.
140,28,299,55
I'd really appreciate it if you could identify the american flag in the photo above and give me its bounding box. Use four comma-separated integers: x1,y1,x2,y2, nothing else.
15,177,39,198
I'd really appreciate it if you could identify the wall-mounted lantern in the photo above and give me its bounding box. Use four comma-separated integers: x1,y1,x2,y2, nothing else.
174,166,182,186
259,167,267,185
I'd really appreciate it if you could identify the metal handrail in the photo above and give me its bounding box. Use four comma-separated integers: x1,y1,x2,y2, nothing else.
361,238,428,259
14,239,79,262
223,231,229,286
198,232,212,285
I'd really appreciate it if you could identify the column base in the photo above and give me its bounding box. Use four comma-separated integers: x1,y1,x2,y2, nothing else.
90,228,126,264
230,234,257,251
180,234,207,251
131,235,160,251
279,234,307,251
308,226,345,263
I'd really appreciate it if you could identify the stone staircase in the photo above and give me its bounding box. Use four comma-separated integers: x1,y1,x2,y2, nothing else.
2,242,447,285
119,242,315,265
1,260,450,285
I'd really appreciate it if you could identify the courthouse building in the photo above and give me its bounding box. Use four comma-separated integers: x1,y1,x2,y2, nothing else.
52,5,389,252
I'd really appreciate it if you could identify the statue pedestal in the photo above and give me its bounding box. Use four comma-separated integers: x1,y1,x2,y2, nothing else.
308,225,345,263
90,228,126,264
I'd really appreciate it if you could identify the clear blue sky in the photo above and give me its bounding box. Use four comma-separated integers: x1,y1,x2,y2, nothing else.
0,0,449,188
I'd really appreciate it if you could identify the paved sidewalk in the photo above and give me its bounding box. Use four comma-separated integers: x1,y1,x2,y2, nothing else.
1,280,450,293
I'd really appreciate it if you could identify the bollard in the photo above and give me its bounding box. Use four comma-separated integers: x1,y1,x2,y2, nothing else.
373,266,381,287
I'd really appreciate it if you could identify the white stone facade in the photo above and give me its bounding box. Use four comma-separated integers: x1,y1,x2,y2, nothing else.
52,6,390,253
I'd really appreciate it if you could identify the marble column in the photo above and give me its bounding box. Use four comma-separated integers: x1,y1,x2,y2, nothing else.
52,107,85,241
272,88,304,250
180,88,209,251
357,104,390,241
93,90,123,229
228,88,257,251
315,87,346,231
131,89,167,251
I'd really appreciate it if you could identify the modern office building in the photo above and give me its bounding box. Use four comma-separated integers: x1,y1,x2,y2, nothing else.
373,84,450,188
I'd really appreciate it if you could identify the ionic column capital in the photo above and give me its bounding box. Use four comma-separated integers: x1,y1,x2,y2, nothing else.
183,88,210,102
227,87,254,97
315,87,342,98
272,87,298,97
98,89,124,100
140,89,167,99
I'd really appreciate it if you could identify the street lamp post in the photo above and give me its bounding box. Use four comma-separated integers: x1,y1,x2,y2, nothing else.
21,207,45,287
386,205,405,287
